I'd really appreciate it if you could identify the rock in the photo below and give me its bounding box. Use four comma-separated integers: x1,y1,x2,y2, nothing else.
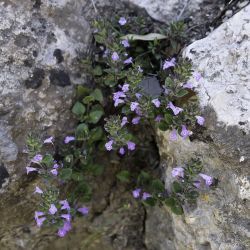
0,0,91,182
153,5,250,250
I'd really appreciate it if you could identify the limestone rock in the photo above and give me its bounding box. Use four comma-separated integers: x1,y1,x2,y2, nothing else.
152,5,250,250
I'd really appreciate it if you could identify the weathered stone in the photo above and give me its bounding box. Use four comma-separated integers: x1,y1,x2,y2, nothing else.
152,5,250,250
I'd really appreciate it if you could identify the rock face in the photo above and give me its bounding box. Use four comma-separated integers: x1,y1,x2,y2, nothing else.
152,5,250,250
0,0,91,185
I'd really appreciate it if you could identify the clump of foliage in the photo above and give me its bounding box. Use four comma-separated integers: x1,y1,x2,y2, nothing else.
25,15,214,237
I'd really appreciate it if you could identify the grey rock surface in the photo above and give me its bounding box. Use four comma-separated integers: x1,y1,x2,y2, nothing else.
0,0,91,181
152,4,250,250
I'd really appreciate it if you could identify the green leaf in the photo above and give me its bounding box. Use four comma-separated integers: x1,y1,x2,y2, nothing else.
71,171,84,182
143,197,157,206
76,85,91,98
90,88,104,103
164,113,173,125
41,154,54,167
116,170,130,183
90,164,104,176
75,123,89,140
171,202,184,215
158,121,169,131
151,179,165,193
121,33,167,41
185,191,199,200
83,95,95,104
175,89,189,97
137,171,151,186
92,66,103,76
72,102,86,116
60,168,72,181
88,106,104,124
164,197,175,207
94,34,104,44
172,181,183,193
89,126,103,143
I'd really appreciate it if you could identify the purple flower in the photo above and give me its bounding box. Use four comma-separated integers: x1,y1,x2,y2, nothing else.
169,129,178,141
135,107,142,116
135,93,142,100
53,163,59,169
199,173,213,186
60,200,70,211
77,207,89,215
105,140,113,151
35,211,45,219
130,102,139,111
182,82,193,89
61,214,71,222
168,102,183,115
180,125,192,139
57,221,72,237
142,192,152,200
127,141,136,151
26,166,38,174
121,83,129,92
137,66,143,73
163,58,176,70
119,17,127,25
50,169,58,176
172,167,184,178
113,91,126,101
195,116,205,126
132,188,141,198
121,117,128,127
163,86,169,95
32,154,43,162
49,204,58,215
193,72,202,81
119,147,125,155
114,98,125,107
124,57,133,65
64,136,75,144
155,115,163,122
111,52,119,61
152,98,161,108
35,216,46,227
34,186,43,194
193,181,201,189
121,39,130,48
44,136,54,144
132,116,141,125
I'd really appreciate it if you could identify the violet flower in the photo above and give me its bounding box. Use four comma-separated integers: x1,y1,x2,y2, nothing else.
60,200,70,211
32,154,43,162
119,17,127,25
114,98,124,107
119,147,125,155
77,207,89,215
132,116,141,125
193,181,201,189
172,167,184,178
35,216,46,227
26,166,38,174
57,221,72,237
124,57,133,65
49,204,58,215
105,140,113,151
199,173,213,186
121,83,129,92
168,102,183,115
169,129,178,141
152,98,161,108
180,125,192,139
64,136,75,144
61,214,71,222
155,115,163,122
53,163,59,169
111,52,119,61
142,192,152,200
132,188,141,198
121,117,128,127
163,58,176,70
121,39,130,48
182,82,193,89
193,72,202,81
51,169,58,176
44,136,54,144
113,91,126,101
135,93,142,100
130,102,139,111
127,141,136,151
195,116,205,126
35,186,43,194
